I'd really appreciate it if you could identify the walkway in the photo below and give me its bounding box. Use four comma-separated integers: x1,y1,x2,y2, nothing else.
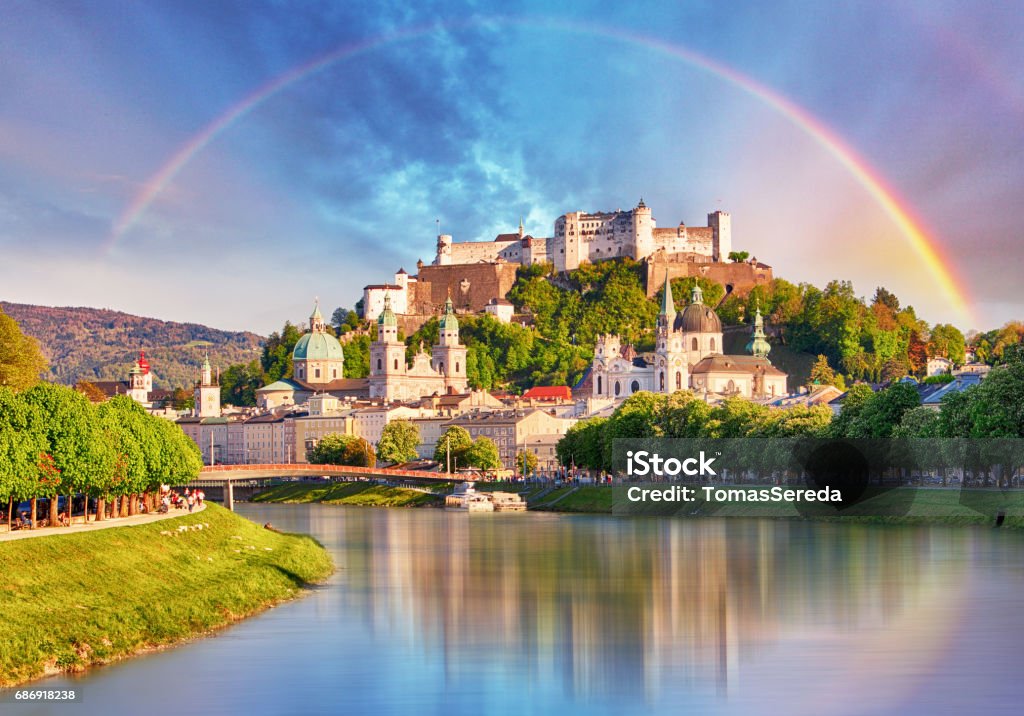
0,503,206,543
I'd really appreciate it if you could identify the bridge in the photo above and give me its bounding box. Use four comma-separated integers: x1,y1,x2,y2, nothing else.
190,463,461,510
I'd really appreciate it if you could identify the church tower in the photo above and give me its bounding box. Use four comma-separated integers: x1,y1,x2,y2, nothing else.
654,272,687,394
369,293,408,399
746,302,771,360
432,293,468,393
127,360,148,404
194,353,221,418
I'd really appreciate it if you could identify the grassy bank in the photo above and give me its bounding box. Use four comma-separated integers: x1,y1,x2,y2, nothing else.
252,481,442,507
0,504,333,687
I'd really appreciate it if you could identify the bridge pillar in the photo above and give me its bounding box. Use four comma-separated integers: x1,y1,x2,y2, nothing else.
225,481,234,512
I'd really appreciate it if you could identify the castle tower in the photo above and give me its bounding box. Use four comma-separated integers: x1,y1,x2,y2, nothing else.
194,353,221,418
708,210,731,262
746,302,771,360
434,234,453,266
632,198,655,260
369,293,408,399
432,293,468,393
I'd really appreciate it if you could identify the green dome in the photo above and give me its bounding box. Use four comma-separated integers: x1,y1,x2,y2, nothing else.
293,332,344,361
378,293,398,327
439,295,458,331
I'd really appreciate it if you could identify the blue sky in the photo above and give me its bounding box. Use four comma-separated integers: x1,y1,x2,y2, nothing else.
1,1,1021,335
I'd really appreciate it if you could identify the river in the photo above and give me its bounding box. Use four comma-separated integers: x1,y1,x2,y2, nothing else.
22,504,1024,715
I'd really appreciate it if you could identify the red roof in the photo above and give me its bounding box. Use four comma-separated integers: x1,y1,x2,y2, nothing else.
137,350,151,375
522,385,572,401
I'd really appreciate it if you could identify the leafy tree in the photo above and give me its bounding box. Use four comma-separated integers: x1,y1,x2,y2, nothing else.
557,418,608,470
967,360,1024,436
433,426,473,469
0,308,47,391
661,390,712,438
309,434,376,467
0,388,47,529
75,380,107,403
220,360,262,407
377,420,420,464
516,449,538,476
171,387,195,410
827,384,875,438
342,334,371,378
464,437,502,471
894,405,939,438
330,307,351,330
928,324,966,365
808,355,845,389
728,251,750,262
847,382,921,438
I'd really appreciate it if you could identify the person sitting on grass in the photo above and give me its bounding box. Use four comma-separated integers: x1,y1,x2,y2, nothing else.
58,511,70,527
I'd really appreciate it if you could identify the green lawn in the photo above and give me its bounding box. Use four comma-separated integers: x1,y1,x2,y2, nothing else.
0,504,333,686
252,481,442,507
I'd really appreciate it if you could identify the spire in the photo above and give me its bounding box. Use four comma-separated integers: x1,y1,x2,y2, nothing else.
658,271,676,332
440,288,458,332
746,300,771,359
660,271,675,316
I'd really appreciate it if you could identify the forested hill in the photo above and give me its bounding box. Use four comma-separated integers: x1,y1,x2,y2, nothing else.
0,302,263,389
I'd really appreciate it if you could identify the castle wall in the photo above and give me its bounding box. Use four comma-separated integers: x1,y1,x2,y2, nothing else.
644,256,773,299
446,240,514,265
413,263,520,314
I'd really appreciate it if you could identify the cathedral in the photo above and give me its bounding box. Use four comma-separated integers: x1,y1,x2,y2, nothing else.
256,296,469,408
369,292,468,400
590,274,787,401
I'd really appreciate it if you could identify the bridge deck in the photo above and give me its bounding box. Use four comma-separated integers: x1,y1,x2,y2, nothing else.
196,463,460,482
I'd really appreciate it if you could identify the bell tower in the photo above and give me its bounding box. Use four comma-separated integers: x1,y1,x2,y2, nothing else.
432,292,468,393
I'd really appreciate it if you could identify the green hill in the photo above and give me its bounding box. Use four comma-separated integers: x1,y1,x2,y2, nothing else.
0,302,263,390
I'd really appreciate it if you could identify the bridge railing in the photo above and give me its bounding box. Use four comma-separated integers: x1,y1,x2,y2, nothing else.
198,463,460,481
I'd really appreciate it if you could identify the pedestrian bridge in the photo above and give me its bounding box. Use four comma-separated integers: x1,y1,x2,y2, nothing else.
190,463,459,510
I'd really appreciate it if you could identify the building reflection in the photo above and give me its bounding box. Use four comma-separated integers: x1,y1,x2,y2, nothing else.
288,508,971,704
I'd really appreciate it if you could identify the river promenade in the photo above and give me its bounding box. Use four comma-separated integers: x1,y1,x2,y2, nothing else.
0,503,206,543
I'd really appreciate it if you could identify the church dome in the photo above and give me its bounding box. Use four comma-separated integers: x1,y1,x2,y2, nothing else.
676,284,722,333
293,332,344,361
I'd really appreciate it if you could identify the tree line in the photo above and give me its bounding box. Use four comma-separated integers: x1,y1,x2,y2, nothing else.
0,385,203,530
557,357,1024,473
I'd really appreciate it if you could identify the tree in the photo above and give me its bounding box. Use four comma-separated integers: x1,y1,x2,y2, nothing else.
516,450,538,476
75,380,107,403
171,387,194,410
848,382,921,438
728,251,750,263
928,324,966,365
464,437,502,471
433,426,473,469
309,434,376,467
219,360,262,407
330,307,351,330
808,354,845,389
377,420,420,465
0,388,47,529
828,384,875,438
557,418,608,471
967,361,1024,437
0,308,47,391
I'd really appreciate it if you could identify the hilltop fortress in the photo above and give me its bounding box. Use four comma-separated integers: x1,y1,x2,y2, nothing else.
363,199,772,331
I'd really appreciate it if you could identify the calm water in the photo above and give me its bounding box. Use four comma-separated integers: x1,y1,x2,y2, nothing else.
18,505,1024,716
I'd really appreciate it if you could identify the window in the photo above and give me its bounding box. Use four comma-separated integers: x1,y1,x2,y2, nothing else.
332,369,337,378
659,373,665,391
597,376,602,394
377,358,382,371
630,380,640,394
676,371,682,390
614,381,621,397
710,338,716,352
394,358,398,370
455,361,460,373
691,337,698,351
727,379,735,392
439,362,445,373
315,368,321,379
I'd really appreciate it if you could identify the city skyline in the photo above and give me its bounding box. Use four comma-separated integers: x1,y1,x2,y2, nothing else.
2,1,1022,335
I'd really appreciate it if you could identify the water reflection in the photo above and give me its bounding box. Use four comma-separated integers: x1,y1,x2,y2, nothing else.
24,506,1024,716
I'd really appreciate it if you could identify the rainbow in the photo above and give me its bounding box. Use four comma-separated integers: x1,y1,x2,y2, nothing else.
105,16,972,321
